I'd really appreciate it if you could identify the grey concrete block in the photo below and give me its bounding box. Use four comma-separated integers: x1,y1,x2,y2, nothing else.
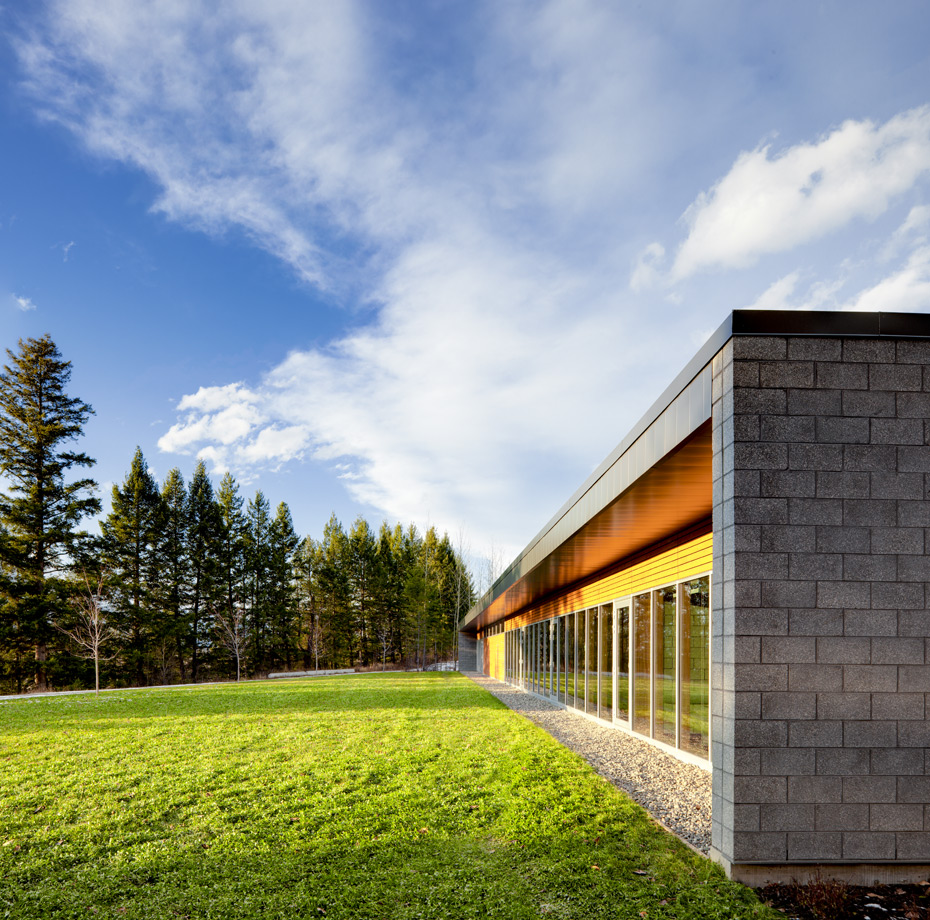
734,336,788,361
789,338,841,361
816,804,869,831
872,582,924,609
790,720,843,747
871,804,925,831
870,363,923,391
790,443,844,471
732,832,787,861
793,551,844,581
734,609,788,635
871,418,925,445
787,832,842,860
733,469,762,498
735,442,789,471
899,721,930,748
898,613,930,638
816,637,871,664
816,362,868,389
844,339,896,363
817,525,870,553
761,691,816,719
841,553,896,582
843,665,898,692
871,471,925,499
789,609,844,636
898,500,930,526
842,499,897,526
761,637,816,664
734,663,788,692
733,775,787,803
843,832,896,860
734,748,761,775
897,393,930,418
844,445,897,471
760,361,814,388
734,497,788,524
843,610,897,637
788,388,841,417
871,527,924,554
732,361,760,387
815,470,870,498
734,388,787,416
816,416,871,444
871,638,925,666
871,692,925,720
844,775,897,803
817,581,871,610
761,804,816,832
733,636,761,663
734,692,762,719
734,580,762,607
817,748,870,776
844,721,898,748
870,748,925,775
897,777,930,803
816,692,870,720
761,470,816,497
733,414,761,441
733,551,788,580
760,415,815,443
790,498,844,525
761,580,817,607
763,749,817,777
789,663,843,691
761,525,816,552
897,833,930,860
783,768,839,798
896,340,930,364
734,804,760,831
842,390,896,418
898,446,930,472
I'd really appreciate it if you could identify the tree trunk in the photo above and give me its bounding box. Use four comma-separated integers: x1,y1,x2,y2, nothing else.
34,642,49,692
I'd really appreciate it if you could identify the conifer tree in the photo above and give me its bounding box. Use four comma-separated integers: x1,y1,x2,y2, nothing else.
216,472,247,656
186,461,220,682
244,491,272,671
268,502,299,669
0,335,99,691
156,468,188,681
101,447,161,684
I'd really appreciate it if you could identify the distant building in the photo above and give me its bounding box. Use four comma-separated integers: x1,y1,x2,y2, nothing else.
459,310,930,884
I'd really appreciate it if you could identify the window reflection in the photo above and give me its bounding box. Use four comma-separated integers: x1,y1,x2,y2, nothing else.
680,577,710,758
653,585,677,747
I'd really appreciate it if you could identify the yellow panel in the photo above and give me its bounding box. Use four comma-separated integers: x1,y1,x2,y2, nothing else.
486,633,505,680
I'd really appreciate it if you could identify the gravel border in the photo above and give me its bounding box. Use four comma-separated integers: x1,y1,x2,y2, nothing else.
465,672,712,855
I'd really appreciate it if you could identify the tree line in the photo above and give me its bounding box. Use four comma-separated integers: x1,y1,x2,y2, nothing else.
0,335,474,694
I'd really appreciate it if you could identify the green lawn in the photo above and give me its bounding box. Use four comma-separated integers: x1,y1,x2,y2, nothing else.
0,673,775,920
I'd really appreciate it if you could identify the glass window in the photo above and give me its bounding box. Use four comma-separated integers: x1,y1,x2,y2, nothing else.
680,576,710,758
599,604,612,721
541,621,549,696
653,585,677,746
565,613,575,706
586,608,598,713
632,592,650,735
574,611,585,710
616,602,630,722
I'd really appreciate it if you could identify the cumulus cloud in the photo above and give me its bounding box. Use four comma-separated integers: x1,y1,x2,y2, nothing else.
672,107,930,279
12,294,36,311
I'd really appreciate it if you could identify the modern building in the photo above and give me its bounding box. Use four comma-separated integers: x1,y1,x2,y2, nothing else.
459,310,930,884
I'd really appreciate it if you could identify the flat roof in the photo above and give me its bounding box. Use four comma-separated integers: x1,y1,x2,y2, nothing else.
459,310,930,634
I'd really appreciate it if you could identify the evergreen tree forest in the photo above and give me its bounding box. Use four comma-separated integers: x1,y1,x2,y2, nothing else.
0,336,474,694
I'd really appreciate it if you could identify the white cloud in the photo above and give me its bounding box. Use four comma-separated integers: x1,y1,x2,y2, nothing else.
630,242,665,292
845,245,930,313
12,294,36,311
672,107,930,279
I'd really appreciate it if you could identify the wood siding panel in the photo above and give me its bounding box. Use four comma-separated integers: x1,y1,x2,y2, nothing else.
486,633,505,679
504,521,712,630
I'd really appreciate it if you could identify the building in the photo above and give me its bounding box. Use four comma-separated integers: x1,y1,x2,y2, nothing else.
458,309,930,884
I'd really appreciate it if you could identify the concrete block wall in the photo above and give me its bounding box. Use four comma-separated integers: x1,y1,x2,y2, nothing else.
712,333,930,880
458,633,478,672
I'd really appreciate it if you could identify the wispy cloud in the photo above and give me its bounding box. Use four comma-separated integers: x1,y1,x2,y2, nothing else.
11,294,36,311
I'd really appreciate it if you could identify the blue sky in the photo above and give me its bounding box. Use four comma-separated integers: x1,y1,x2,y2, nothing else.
2,1,930,586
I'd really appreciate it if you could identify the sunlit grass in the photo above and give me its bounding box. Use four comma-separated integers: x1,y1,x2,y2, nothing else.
0,673,775,919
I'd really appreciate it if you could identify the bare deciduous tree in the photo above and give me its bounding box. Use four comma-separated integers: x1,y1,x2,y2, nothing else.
57,573,118,696
214,605,247,682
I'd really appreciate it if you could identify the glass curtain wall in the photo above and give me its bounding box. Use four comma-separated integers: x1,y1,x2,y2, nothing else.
585,609,597,713
616,603,630,721
680,576,710,758
654,586,677,747
632,593,651,735
574,612,585,711
599,604,612,721
566,612,576,706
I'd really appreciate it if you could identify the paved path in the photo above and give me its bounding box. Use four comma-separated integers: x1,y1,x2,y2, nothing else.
464,672,712,854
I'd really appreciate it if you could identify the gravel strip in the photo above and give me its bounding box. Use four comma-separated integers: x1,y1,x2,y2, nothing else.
465,672,712,854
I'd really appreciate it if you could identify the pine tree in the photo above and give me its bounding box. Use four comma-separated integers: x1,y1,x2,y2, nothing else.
156,468,188,681
101,447,161,685
216,472,247,674
187,461,220,682
0,335,99,691
244,491,272,672
268,502,299,670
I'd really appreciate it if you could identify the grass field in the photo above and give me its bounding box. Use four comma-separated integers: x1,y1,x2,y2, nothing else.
0,672,776,919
